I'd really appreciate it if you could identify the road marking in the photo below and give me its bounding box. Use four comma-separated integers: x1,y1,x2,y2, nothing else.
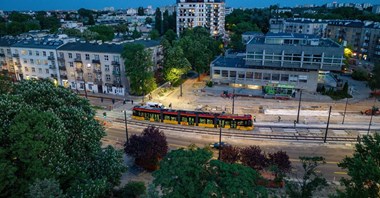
334,172,347,175
168,143,188,148
289,158,339,165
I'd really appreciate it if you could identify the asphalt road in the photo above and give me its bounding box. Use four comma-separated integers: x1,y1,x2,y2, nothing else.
104,123,353,182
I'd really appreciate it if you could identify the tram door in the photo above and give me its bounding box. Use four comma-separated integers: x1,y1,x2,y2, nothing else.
188,117,195,125
230,120,237,128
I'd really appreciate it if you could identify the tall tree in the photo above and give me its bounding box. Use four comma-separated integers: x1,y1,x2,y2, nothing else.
0,80,126,197
124,126,168,171
122,43,157,95
333,134,380,198
27,179,64,198
154,8,162,34
88,25,115,41
286,156,328,198
137,7,145,16
220,145,241,164
240,146,268,171
162,44,191,84
369,62,380,91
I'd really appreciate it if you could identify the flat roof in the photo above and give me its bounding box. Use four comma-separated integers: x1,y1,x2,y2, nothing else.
212,56,246,68
12,39,64,49
58,42,124,53
0,38,18,47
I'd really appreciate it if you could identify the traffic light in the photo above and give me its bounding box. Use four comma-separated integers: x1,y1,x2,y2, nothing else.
103,112,107,118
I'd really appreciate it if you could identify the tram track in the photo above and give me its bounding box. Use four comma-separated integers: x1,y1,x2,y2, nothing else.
112,118,358,143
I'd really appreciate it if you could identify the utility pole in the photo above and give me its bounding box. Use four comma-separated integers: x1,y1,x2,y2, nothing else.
124,110,129,143
83,78,88,98
342,97,349,124
367,97,377,135
232,89,235,114
296,89,303,123
180,83,182,97
324,106,332,143
218,126,222,160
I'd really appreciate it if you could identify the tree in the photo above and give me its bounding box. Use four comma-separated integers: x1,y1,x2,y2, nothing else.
220,145,241,164
352,68,369,81
122,43,157,95
116,181,146,198
124,126,168,171
369,62,380,91
163,29,177,45
113,24,129,34
153,147,267,197
268,151,291,182
149,29,160,40
145,17,153,25
88,25,115,41
154,8,162,34
131,29,142,39
240,146,268,170
138,7,145,16
0,80,126,197
286,156,328,198
333,134,380,198
27,179,64,198
62,28,82,37
162,45,191,84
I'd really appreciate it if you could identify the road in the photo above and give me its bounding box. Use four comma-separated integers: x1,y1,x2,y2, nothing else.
104,123,353,182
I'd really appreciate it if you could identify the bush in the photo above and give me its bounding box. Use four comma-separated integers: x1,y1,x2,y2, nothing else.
352,68,369,81
116,182,146,198
206,81,213,87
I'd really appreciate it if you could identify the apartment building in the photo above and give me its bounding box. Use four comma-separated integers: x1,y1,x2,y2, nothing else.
211,33,344,92
176,0,225,37
325,21,364,52
361,23,380,61
269,18,328,38
0,38,18,80
10,39,64,84
57,42,127,95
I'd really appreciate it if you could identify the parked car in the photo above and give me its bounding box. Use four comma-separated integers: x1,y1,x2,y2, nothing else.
211,142,230,149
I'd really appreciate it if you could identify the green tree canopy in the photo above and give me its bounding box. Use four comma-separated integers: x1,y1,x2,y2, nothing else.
162,44,191,84
369,62,380,91
149,29,160,40
153,147,267,197
0,80,126,197
122,43,157,95
334,134,380,198
88,25,115,41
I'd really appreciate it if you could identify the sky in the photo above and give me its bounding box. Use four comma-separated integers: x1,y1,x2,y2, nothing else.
0,0,378,11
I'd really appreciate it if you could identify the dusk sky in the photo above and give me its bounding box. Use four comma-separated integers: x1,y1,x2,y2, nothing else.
0,0,378,11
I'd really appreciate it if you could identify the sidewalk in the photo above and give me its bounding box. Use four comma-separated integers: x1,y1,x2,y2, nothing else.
255,121,380,130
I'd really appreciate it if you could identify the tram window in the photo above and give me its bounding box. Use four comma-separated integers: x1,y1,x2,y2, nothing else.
237,120,244,126
207,119,213,124
171,116,177,121
224,120,231,126
199,118,206,124
164,115,171,120
181,117,187,122
247,120,252,126
133,110,138,116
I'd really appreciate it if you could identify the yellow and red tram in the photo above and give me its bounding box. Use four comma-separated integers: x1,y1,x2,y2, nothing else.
132,106,254,130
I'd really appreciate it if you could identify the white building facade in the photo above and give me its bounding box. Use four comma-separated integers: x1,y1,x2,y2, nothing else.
176,0,225,37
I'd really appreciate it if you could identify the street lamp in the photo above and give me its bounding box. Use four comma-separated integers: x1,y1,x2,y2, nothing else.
367,97,377,136
124,110,129,143
296,89,303,123
324,106,332,143
218,124,222,160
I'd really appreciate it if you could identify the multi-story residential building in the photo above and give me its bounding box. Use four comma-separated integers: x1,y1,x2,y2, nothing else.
57,42,127,95
0,38,18,80
361,23,380,61
269,18,328,38
211,33,344,92
325,21,365,53
10,39,64,84
176,0,225,37
372,5,380,14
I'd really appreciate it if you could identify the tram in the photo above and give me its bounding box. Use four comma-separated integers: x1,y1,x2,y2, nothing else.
132,105,254,130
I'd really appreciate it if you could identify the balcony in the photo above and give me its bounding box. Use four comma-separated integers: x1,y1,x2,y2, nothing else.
112,70,121,76
12,54,19,58
51,74,58,78
58,57,65,61
59,66,66,71
74,57,82,62
76,68,83,73
49,65,56,69
92,59,101,64
113,80,122,86
93,69,102,74
76,76,84,81
0,53,5,57
60,74,68,79
94,79,103,84
111,61,120,66
48,56,55,61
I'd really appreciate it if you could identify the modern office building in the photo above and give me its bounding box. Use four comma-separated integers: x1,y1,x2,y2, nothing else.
211,33,344,92
10,38,64,84
176,0,225,37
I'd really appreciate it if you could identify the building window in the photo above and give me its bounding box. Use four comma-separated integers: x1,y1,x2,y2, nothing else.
229,71,236,78
272,74,280,81
59,52,64,58
69,62,74,67
88,73,93,78
21,50,27,55
88,84,93,90
36,51,39,56
23,59,27,63
36,59,41,65
106,74,111,81
238,72,245,80
46,69,49,74
76,53,81,59
30,59,34,64
105,65,110,71
214,70,220,75
104,55,109,61
38,68,42,73
222,70,228,77
246,72,253,79
289,75,298,82
263,73,271,80
31,67,36,72
68,53,72,58
43,51,46,56
25,67,28,72
94,54,99,60
28,50,32,55
254,72,262,80
280,74,289,82
44,60,48,65
299,75,308,83
85,54,90,60
113,56,119,62
50,52,54,57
